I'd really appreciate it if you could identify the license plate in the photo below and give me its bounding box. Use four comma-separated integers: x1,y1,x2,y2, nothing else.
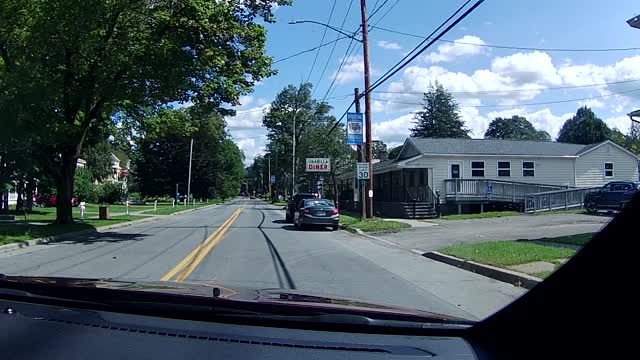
316,211,326,216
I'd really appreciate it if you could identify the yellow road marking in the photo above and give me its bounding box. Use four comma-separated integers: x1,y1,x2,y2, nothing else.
160,207,243,281
174,209,243,282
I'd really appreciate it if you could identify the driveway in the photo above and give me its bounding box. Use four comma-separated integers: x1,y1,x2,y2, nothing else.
375,213,611,252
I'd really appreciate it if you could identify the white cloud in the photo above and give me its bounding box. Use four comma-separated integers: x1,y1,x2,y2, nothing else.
226,105,270,129
558,55,640,100
377,40,402,50
238,95,254,108
605,116,632,134
332,55,379,84
578,98,605,108
229,131,267,166
372,114,415,144
491,51,562,86
424,35,486,63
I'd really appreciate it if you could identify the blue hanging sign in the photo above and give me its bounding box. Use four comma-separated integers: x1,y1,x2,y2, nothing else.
346,112,364,145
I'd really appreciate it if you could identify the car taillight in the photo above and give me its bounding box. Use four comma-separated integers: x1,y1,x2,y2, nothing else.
332,208,339,215
303,209,310,214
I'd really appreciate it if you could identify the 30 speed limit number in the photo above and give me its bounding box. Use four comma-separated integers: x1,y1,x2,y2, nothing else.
357,162,370,180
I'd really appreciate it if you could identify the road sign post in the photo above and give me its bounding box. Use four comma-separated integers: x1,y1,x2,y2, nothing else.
357,162,369,219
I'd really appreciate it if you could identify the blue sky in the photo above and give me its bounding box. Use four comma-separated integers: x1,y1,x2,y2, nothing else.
227,0,640,164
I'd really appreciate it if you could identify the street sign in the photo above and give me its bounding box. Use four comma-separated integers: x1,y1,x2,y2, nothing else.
357,162,369,180
346,112,364,145
306,158,331,172
270,175,276,184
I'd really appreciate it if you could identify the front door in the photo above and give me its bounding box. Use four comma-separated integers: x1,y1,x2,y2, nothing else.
449,161,463,193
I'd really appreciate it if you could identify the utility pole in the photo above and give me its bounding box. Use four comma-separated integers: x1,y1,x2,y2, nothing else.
292,112,296,195
355,87,365,220
186,137,194,206
359,0,374,218
268,155,272,202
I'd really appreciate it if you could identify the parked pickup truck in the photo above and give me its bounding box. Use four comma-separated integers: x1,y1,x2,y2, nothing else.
584,181,640,213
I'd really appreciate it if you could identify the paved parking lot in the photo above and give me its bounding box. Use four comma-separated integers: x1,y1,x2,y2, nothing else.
373,213,611,252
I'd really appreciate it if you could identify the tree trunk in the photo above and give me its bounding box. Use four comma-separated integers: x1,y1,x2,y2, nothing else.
25,177,35,211
2,190,8,214
55,151,77,224
16,179,24,211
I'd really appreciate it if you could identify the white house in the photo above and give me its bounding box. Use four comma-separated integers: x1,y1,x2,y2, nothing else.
337,138,639,218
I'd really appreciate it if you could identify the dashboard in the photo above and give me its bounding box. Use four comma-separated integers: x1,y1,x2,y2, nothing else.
1,298,476,359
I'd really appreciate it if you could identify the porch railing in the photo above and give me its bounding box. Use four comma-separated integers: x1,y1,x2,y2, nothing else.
444,179,565,202
524,187,600,213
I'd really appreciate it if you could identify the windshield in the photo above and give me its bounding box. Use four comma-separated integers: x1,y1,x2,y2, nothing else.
0,0,636,326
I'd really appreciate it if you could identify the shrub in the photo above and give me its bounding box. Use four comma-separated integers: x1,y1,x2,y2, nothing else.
97,182,125,204
74,168,97,203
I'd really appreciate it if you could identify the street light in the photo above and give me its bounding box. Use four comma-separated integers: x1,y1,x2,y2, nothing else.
288,20,363,42
628,109,640,124
627,14,640,29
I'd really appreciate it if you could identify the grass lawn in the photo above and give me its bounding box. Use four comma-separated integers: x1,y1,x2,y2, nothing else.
532,209,586,216
440,241,576,267
532,233,594,246
441,211,520,220
141,203,212,215
0,215,147,245
272,201,288,206
338,211,409,232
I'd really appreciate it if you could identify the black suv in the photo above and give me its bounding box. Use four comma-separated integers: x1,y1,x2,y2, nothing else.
584,181,640,213
285,193,316,223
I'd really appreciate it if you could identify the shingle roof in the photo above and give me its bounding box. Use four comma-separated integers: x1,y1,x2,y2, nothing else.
406,138,594,157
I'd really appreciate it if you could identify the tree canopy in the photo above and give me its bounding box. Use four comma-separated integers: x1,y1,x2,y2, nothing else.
484,116,550,141
411,81,470,138
1,0,289,223
557,107,612,144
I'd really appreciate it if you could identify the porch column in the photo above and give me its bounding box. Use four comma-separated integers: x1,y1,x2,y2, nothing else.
401,169,406,202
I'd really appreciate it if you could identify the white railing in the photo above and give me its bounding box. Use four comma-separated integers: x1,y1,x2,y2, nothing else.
524,187,600,213
444,179,565,202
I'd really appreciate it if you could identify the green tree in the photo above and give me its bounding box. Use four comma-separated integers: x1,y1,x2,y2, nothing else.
372,140,388,159
557,107,612,144
484,116,551,141
388,146,402,160
74,168,97,203
411,81,470,138
1,0,289,224
624,123,640,154
82,141,113,182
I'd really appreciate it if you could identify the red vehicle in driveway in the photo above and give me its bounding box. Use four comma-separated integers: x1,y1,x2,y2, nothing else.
36,194,79,208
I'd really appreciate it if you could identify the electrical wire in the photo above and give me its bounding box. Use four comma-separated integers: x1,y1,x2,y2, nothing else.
372,79,640,95
313,0,355,98
370,0,400,27
370,87,640,108
306,0,338,83
273,36,350,64
371,25,640,52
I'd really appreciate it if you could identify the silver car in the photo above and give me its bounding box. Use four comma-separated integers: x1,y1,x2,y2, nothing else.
294,199,340,231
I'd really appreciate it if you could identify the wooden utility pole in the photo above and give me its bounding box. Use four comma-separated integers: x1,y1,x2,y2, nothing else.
359,0,374,218
355,87,365,220
268,155,272,202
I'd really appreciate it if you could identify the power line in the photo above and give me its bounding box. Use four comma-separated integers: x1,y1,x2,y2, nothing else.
367,0,390,20
306,0,337,83
371,25,640,52
273,36,349,64
370,0,400,27
370,87,640,108
313,0,354,98
372,79,640,95
366,0,479,95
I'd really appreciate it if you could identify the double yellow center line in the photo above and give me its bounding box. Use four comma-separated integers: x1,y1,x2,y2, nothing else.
161,207,243,282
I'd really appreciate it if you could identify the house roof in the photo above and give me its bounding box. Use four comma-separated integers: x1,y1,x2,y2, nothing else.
404,137,593,157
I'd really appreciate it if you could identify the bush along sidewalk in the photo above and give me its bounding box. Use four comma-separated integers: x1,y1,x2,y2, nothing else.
339,212,410,233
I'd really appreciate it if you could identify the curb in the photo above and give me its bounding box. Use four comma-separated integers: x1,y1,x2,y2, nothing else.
0,204,223,254
420,251,541,289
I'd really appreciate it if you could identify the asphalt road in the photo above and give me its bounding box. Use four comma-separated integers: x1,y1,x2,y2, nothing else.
0,199,524,320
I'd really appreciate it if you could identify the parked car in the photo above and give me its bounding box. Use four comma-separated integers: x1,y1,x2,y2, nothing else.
584,181,640,213
293,199,339,231
285,193,316,223
35,194,79,207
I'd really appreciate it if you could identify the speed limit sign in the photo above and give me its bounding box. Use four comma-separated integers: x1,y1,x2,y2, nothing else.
357,162,370,180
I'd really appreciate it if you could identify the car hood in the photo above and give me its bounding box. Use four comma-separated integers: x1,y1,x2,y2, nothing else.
0,275,469,323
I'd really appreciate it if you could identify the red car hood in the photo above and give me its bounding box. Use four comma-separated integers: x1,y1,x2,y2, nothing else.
0,275,470,323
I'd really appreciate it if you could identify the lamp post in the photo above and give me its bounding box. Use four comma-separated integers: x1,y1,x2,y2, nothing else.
627,14,640,29
628,109,640,124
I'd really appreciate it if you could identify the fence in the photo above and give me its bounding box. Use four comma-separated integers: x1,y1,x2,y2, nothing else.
444,179,565,202
524,187,600,213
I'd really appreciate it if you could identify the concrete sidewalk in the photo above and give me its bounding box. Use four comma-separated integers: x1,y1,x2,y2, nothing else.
372,213,610,252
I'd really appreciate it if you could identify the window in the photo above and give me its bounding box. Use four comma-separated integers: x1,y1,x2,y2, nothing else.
471,161,485,177
602,183,613,192
523,161,535,177
613,183,631,191
497,161,511,177
604,162,614,178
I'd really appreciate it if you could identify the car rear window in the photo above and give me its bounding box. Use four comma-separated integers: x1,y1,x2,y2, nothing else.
304,200,333,207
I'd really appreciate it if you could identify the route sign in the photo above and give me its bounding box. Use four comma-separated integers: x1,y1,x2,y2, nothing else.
357,162,370,180
270,175,276,184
